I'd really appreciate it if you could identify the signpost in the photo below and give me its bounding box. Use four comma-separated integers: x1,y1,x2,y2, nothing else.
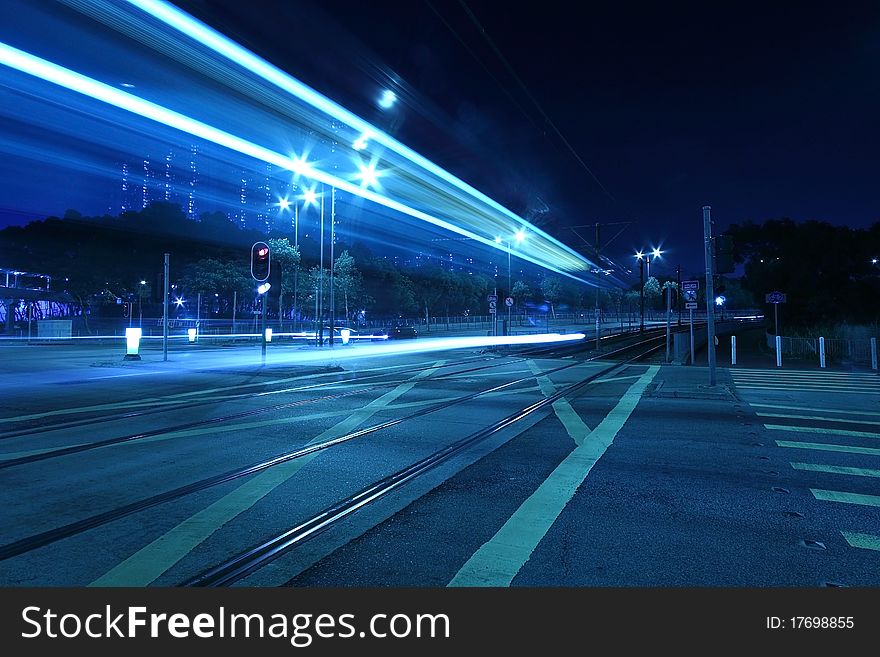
488,293,497,336
683,280,699,365
765,291,786,337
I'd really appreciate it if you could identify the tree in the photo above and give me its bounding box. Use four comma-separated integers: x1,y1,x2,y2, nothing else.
540,276,562,318
511,280,531,314
180,257,252,318
643,276,661,311
267,237,300,326
333,250,367,322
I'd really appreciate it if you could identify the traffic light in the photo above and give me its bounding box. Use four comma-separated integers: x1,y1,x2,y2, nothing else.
122,301,131,318
251,241,271,282
714,234,735,274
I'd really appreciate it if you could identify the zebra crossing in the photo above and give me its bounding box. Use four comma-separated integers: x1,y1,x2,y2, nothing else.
730,368,880,395
746,397,880,556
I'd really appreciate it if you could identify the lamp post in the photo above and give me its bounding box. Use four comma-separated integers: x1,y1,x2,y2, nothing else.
636,252,645,332
496,230,525,336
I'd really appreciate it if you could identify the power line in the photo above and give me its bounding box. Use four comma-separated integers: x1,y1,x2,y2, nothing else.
457,0,616,202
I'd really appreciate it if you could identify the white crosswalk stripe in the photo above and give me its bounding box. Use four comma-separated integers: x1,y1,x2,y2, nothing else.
731,368,880,393
743,387,880,557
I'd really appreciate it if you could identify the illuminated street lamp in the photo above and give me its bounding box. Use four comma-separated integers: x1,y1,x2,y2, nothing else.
635,251,645,332
378,89,397,109
496,233,524,332
648,247,662,278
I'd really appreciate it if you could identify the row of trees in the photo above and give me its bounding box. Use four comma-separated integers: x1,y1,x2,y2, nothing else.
725,218,880,328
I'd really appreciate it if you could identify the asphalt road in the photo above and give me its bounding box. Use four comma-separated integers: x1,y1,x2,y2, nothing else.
0,337,876,587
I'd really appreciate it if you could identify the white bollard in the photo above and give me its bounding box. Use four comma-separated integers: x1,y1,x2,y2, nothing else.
872,337,878,371
776,335,782,367
731,335,737,365
124,327,142,361
819,337,826,368
265,327,273,343
187,328,197,343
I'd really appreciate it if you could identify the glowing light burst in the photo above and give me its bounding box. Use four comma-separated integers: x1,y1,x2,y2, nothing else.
116,0,596,276
300,187,319,207
355,160,380,189
277,197,290,211
378,89,397,109
2,1,599,281
352,131,371,151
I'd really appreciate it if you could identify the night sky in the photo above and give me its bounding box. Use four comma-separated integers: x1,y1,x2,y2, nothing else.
2,0,879,276
167,0,880,274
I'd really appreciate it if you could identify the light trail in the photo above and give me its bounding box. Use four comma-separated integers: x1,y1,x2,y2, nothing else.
0,40,592,282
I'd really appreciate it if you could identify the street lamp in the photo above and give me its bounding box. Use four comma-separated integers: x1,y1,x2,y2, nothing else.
287,185,319,333
635,251,645,332
647,247,662,278
496,233,524,333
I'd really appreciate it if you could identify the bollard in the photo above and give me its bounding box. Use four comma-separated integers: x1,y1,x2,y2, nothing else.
124,327,142,361
776,335,782,367
187,328,197,343
265,328,273,343
340,328,351,345
872,337,878,371
731,335,737,366
819,336,826,368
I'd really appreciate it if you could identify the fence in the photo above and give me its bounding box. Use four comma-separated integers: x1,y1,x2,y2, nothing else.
768,333,878,367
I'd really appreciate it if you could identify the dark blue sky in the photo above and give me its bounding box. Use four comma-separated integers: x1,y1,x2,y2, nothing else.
171,0,879,275
1,0,878,277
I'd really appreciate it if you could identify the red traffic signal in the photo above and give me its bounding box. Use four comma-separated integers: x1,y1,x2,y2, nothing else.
251,242,271,281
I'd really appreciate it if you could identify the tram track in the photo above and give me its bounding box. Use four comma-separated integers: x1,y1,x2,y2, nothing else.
182,338,664,586
0,333,663,563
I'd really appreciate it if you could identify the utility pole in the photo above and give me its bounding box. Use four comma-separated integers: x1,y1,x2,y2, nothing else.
703,206,717,386
639,256,645,333
293,202,298,333
676,264,682,327
162,253,169,362
568,221,631,345
595,223,600,349
329,187,336,347
318,188,324,347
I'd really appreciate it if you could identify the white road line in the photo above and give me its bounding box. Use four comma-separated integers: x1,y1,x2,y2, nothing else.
765,424,880,439
90,361,448,587
750,403,880,418
757,412,880,427
776,440,880,457
448,366,658,587
790,462,880,478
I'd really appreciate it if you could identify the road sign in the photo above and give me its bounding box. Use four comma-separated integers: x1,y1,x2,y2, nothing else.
682,280,699,291
685,302,698,310
487,294,497,303
505,297,514,307
765,291,787,304
488,299,497,314
683,289,697,302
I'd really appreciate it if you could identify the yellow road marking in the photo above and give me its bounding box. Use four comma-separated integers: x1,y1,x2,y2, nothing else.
811,489,880,507
448,365,658,587
90,361,447,587
776,440,880,456
791,462,880,478
841,531,880,552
